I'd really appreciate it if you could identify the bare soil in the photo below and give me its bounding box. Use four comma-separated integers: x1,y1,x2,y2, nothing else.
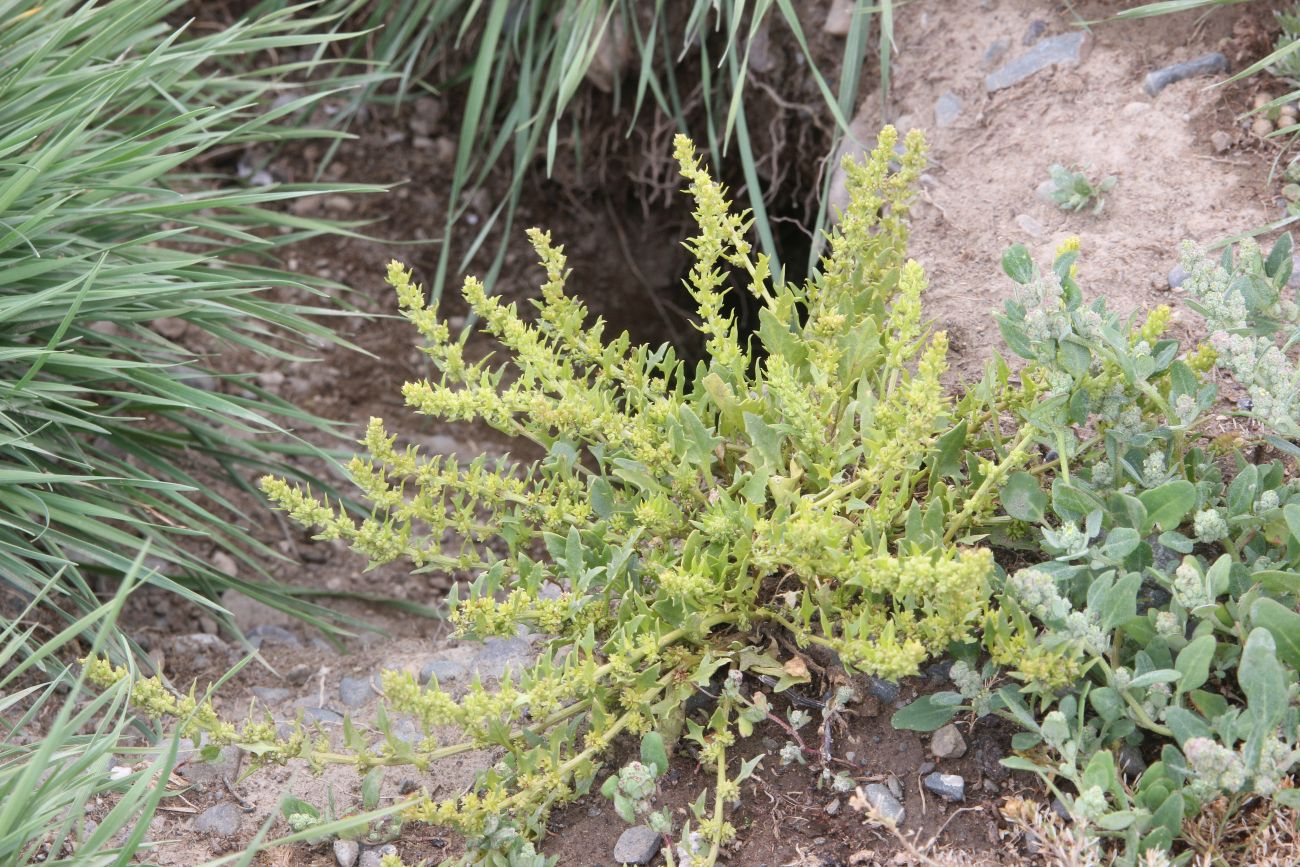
95,1,1294,865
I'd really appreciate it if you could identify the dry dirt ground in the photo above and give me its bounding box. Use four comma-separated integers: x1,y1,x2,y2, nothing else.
92,1,1296,865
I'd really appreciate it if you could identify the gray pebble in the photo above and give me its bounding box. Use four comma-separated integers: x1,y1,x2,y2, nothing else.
934,91,962,127
824,798,842,816
177,745,241,787
986,32,1088,92
612,825,661,865
886,775,902,800
865,676,900,704
923,771,966,802
862,783,906,825
1015,213,1045,238
1118,744,1147,779
983,38,1010,67
359,844,396,867
918,760,936,775
339,676,375,708
1143,52,1228,97
246,624,301,650
471,636,532,680
301,706,344,726
194,802,241,836
251,686,292,704
1022,19,1048,46
419,659,468,686
334,839,360,867
930,724,968,759
1168,264,1188,289
1036,179,1057,203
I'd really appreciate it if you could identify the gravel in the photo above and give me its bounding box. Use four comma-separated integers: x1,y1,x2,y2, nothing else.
339,675,375,708
359,844,396,867
612,825,661,865
245,624,301,650
334,840,360,867
1143,52,1228,97
471,636,532,680
194,802,242,836
923,771,966,802
1167,264,1188,289
250,686,292,704
934,91,962,127
1015,213,1045,238
930,724,968,759
861,783,906,825
865,676,900,704
419,659,468,686
986,32,1088,92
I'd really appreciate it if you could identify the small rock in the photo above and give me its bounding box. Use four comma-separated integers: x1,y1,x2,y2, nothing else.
886,775,902,800
212,551,239,577
285,663,314,686
862,783,906,825
986,31,1088,92
1143,52,1228,97
471,636,532,680
178,745,241,787
171,633,232,670
339,676,375,708
1035,179,1058,203
408,97,445,136
324,195,354,213
251,686,292,704
865,676,900,704
612,825,661,865
152,317,190,339
359,844,396,867
1168,264,1188,289
194,802,241,836
1210,130,1233,153
246,624,300,650
934,91,962,127
823,0,855,36
931,724,968,759
249,170,274,187
419,659,468,686
1122,101,1150,116
334,839,360,867
923,772,966,802
983,38,1010,68
1015,213,1045,238
918,760,936,775
825,798,842,816
1118,744,1147,779
1022,19,1048,46
301,706,344,726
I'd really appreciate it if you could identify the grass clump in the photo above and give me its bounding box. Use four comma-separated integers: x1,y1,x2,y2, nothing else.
0,0,387,656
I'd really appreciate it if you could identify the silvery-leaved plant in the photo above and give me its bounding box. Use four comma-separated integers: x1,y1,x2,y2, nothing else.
897,236,1300,864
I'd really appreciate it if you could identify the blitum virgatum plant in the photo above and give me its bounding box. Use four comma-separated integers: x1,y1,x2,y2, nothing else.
88,126,1047,866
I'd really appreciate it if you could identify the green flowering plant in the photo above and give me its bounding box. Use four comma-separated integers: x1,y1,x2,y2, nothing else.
896,235,1300,864
86,127,1050,865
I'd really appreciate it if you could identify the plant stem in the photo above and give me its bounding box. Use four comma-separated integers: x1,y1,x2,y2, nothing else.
944,428,1038,544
